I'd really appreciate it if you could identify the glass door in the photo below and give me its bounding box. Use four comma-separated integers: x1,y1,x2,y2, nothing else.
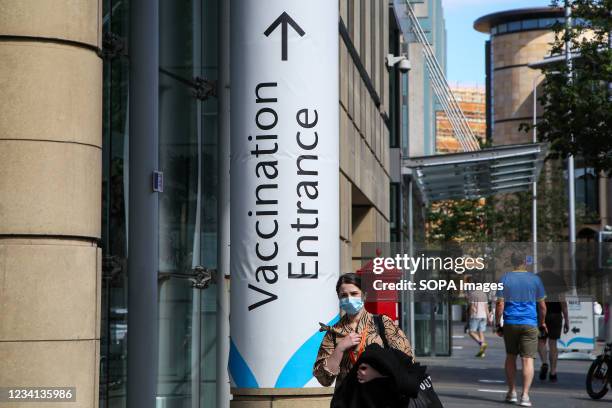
412,246,452,357
157,271,217,408
157,1,219,407
413,298,451,357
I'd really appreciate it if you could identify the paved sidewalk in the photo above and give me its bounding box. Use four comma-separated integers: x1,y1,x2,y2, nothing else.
418,324,606,408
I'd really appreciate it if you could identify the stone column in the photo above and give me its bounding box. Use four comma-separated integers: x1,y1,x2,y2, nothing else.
231,388,334,408
0,1,102,408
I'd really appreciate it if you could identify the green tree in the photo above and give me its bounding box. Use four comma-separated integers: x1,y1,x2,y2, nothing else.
426,199,491,243
530,0,612,172
426,159,598,243
490,160,571,242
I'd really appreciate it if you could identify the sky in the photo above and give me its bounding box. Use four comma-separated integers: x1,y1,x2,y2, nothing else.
442,0,552,87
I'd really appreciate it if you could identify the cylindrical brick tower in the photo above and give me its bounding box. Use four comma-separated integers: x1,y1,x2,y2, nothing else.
475,7,564,146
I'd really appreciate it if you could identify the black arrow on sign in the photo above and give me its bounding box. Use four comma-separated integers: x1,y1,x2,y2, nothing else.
571,327,580,334
263,12,305,61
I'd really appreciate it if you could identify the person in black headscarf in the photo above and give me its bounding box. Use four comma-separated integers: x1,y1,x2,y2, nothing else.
331,343,443,408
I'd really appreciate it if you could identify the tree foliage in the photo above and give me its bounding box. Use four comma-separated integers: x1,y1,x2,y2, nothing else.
426,199,491,243
530,0,612,172
426,160,598,243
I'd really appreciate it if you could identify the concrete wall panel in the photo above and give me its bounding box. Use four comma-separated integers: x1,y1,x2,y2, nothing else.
493,120,532,145
0,340,99,408
0,0,101,48
0,240,98,341
0,42,102,147
491,31,555,70
0,140,101,238
493,67,542,121
490,30,555,145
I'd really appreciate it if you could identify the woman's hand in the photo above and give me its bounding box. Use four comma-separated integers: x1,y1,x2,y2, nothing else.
337,332,361,352
356,363,385,383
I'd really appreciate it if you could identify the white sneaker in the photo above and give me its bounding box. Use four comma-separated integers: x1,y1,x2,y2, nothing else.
519,395,532,407
505,391,518,403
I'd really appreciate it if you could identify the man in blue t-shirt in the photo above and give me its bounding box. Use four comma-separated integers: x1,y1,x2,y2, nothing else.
495,251,547,407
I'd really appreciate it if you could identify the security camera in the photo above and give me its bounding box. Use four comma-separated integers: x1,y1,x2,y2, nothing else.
386,54,411,73
398,58,411,73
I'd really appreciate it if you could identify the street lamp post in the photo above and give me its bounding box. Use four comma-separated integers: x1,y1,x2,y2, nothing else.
532,74,542,274
565,1,577,293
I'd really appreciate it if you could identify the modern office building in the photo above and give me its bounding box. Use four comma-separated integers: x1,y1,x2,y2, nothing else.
339,0,392,274
475,7,610,238
389,0,447,244
0,1,440,408
475,7,566,146
436,86,486,153
404,0,447,158
389,0,454,357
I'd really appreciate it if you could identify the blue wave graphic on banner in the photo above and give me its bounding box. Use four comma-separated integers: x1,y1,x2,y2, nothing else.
275,314,340,388
229,338,259,388
557,337,595,347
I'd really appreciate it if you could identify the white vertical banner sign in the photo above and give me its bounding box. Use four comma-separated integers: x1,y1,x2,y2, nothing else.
230,0,339,389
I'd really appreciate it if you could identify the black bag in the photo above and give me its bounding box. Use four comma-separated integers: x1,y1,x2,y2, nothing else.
405,375,443,408
330,315,444,408
374,315,443,408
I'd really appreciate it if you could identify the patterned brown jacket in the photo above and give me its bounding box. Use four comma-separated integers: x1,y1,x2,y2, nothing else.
313,311,414,387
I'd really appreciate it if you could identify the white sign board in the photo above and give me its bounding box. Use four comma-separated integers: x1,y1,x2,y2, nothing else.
557,296,595,351
229,0,339,389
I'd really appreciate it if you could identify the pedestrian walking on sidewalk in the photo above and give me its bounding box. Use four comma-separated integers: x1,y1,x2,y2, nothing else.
313,273,414,388
495,251,547,407
537,257,569,383
465,275,492,358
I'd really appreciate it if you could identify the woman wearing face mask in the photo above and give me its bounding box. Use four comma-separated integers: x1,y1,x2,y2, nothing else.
313,273,414,388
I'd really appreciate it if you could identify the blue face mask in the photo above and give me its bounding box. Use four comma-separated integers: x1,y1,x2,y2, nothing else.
339,296,364,315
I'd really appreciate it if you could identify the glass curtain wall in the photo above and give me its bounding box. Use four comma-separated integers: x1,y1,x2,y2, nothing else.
158,1,219,408
101,1,219,407
101,0,130,406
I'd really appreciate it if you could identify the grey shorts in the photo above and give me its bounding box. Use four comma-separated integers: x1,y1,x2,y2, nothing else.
469,318,487,332
503,324,538,359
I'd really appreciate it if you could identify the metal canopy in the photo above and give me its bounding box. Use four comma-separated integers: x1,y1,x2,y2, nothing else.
402,143,548,203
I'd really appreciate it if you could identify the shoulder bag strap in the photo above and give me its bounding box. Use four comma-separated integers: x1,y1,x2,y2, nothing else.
374,314,389,349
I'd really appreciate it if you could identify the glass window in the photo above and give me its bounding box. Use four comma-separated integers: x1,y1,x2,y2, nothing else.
573,17,589,27
389,23,400,148
390,183,398,230
575,167,599,220
401,73,409,157
508,21,522,32
539,18,556,28
522,19,538,30
497,23,507,34
101,1,130,407
157,1,219,407
491,26,497,35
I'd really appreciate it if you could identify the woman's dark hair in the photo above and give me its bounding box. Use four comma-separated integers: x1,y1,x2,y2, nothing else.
335,272,362,294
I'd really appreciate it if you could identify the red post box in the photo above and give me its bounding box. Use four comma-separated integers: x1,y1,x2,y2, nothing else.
356,249,401,322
